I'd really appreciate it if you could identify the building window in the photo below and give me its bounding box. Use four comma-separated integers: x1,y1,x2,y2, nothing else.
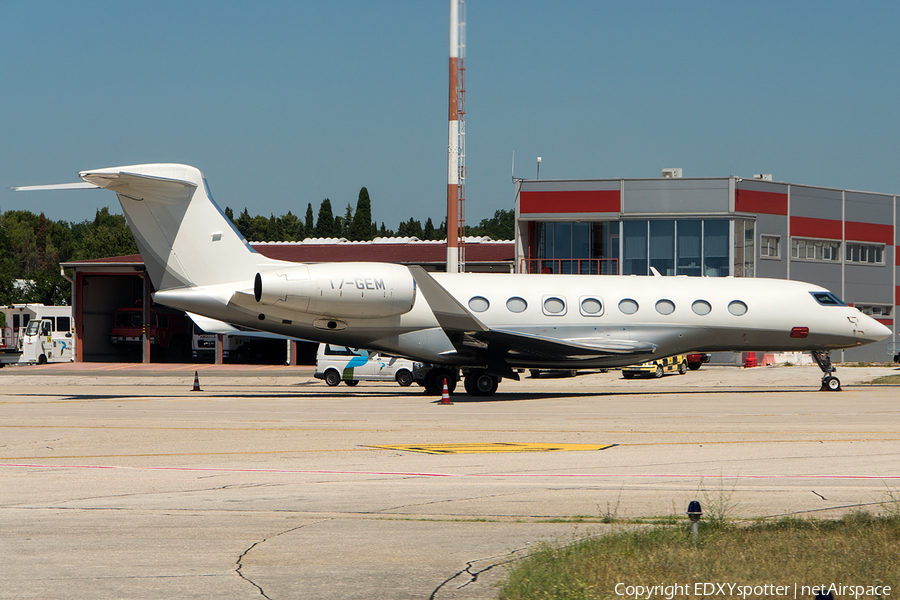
734,219,755,277
534,221,619,274
845,243,884,265
760,235,780,259
791,238,840,262
853,303,892,318
622,219,732,277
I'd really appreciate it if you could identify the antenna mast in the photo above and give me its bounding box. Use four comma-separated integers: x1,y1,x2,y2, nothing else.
446,0,466,273
457,0,467,272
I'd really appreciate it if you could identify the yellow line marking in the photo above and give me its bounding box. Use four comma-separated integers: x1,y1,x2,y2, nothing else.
368,443,616,454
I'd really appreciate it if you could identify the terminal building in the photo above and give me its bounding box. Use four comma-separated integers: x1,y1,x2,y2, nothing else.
513,171,897,363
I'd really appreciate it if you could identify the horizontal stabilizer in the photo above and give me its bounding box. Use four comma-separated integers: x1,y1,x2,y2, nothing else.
13,182,99,191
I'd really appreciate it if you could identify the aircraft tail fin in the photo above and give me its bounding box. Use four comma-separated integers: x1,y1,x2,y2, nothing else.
76,164,268,291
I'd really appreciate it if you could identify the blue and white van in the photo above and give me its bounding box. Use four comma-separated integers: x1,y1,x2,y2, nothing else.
314,344,415,387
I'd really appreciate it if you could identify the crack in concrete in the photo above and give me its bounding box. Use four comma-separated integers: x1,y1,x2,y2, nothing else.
381,491,522,513
428,550,520,600
235,520,330,599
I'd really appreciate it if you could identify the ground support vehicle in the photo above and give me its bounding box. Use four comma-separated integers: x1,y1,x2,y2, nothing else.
889,342,900,364
315,344,415,387
686,353,711,370
0,327,22,366
110,305,191,361
622,354,689,379
192,325,285,363
0,305,75,365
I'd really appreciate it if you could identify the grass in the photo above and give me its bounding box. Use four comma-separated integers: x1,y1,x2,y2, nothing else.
498,512,899,600
868,374,900,385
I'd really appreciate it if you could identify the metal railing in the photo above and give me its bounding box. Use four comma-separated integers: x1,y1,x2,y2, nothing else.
520,258,619,275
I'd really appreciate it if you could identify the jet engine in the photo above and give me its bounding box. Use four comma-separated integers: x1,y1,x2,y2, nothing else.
254,262,416,319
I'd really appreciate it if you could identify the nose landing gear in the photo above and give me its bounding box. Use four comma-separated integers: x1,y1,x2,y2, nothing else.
811,350,841,391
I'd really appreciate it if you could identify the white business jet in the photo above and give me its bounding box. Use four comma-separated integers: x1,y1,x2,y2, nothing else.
18,164,891,395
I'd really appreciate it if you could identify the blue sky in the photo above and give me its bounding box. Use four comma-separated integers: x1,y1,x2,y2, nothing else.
2,1,899,228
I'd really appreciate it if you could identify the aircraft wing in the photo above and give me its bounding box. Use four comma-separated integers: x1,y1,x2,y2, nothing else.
408,267,656,375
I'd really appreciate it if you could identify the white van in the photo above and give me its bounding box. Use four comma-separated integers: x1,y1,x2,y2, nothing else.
315,344,414,387
0,304,75,365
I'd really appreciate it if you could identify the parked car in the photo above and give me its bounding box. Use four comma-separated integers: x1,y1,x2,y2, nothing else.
622,354,689,379
315,344,415,387
686,352,711,370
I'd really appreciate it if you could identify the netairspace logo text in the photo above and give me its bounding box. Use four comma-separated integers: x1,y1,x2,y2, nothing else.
614,582,892,600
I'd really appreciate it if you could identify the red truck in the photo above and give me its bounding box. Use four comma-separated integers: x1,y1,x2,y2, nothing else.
110,306,192,360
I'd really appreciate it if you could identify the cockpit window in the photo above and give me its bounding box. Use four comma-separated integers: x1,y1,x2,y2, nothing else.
811,292,846,306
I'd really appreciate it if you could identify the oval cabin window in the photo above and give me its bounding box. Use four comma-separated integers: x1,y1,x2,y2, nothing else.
506,297,527,313
468,296,490,312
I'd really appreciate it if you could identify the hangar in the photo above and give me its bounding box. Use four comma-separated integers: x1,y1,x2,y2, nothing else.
61,237,514,364
513,171,897,362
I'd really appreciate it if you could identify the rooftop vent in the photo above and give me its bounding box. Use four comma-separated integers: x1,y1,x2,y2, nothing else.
662,168,683,178
753,174,773,181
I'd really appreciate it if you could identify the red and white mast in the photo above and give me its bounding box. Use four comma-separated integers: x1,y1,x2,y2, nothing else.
447,0,466,272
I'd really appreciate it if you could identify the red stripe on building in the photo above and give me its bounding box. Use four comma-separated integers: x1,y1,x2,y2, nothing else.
520,190,620,214
845,221,893,245
735,189,788,216
896,286,900,307
876,318,893,327
790,216,842,240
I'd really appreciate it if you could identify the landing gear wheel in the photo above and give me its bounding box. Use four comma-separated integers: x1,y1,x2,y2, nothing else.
344,379,359,386
678,361,687,375
464,370,498,397
425,369,456,395
324,370,341,387
822,376,841,392
395,369,413,387
654,365,664,378
812,350,841,392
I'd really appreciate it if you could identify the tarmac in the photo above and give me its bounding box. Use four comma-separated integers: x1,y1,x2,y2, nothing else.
1,362,898,599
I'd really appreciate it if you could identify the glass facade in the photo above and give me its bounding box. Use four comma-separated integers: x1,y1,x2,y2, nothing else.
534,222,619,274
532,219,748,277
621,219,735,276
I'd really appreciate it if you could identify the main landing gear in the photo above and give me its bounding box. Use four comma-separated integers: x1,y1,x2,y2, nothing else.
811,350,841,391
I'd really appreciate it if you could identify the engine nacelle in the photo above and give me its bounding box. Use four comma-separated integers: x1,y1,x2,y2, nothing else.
254,262,416,319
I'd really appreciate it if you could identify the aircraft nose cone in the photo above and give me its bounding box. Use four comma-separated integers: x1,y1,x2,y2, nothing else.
860,316,892,343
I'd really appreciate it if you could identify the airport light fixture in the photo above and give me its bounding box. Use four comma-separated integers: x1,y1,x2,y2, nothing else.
687,500,702,542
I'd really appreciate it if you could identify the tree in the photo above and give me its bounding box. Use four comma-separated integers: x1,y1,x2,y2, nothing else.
340,203,354,238
74,211,139,260
279,211,304,241
467,209,515,240
315,199,337,238
235,208,253,240
349,187,373,241
423,217,436,241
397,218,423,239
305,203,314,236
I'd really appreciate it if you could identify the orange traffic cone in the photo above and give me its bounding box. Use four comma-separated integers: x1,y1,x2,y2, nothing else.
191,371,202,392
439,378,453,405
